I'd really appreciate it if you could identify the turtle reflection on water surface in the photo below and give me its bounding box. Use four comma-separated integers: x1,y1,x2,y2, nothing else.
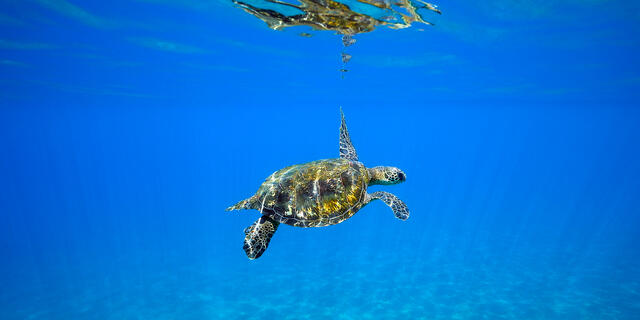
232,0,441,35
227,110,409,259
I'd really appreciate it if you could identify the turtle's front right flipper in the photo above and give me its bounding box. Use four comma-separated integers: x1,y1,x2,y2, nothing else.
368,191,410,220
244,215,280,259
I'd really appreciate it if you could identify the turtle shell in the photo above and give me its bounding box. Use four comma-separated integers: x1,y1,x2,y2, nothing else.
250,158,369,227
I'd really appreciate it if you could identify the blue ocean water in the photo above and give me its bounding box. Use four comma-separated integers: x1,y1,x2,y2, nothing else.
1,1,640,319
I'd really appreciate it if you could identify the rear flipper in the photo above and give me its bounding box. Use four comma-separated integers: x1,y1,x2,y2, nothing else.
368,191,410,220
226,197,254,211
243,215,280,259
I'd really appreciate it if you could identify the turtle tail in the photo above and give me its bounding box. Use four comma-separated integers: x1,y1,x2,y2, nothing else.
226,198,254,211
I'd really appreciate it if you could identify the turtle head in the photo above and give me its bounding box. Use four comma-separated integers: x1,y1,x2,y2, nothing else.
367,166,406,186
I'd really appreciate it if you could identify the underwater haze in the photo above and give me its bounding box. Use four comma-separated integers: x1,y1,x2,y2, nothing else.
1,1,640,319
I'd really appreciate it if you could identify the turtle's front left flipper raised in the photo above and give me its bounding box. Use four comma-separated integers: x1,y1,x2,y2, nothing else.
244,215,280,259
339,108,359,161
368,191,410,220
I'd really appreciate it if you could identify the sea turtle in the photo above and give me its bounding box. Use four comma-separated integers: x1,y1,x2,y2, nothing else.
226,109,409,259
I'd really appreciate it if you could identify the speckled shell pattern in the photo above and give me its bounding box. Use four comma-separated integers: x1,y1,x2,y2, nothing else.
247,158,369,227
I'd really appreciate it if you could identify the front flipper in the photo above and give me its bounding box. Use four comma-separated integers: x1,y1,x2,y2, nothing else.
339,108,359,161
243,215,280,260
368,191,410,220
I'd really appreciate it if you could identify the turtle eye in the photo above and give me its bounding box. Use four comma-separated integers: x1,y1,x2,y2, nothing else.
398,172,406,181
